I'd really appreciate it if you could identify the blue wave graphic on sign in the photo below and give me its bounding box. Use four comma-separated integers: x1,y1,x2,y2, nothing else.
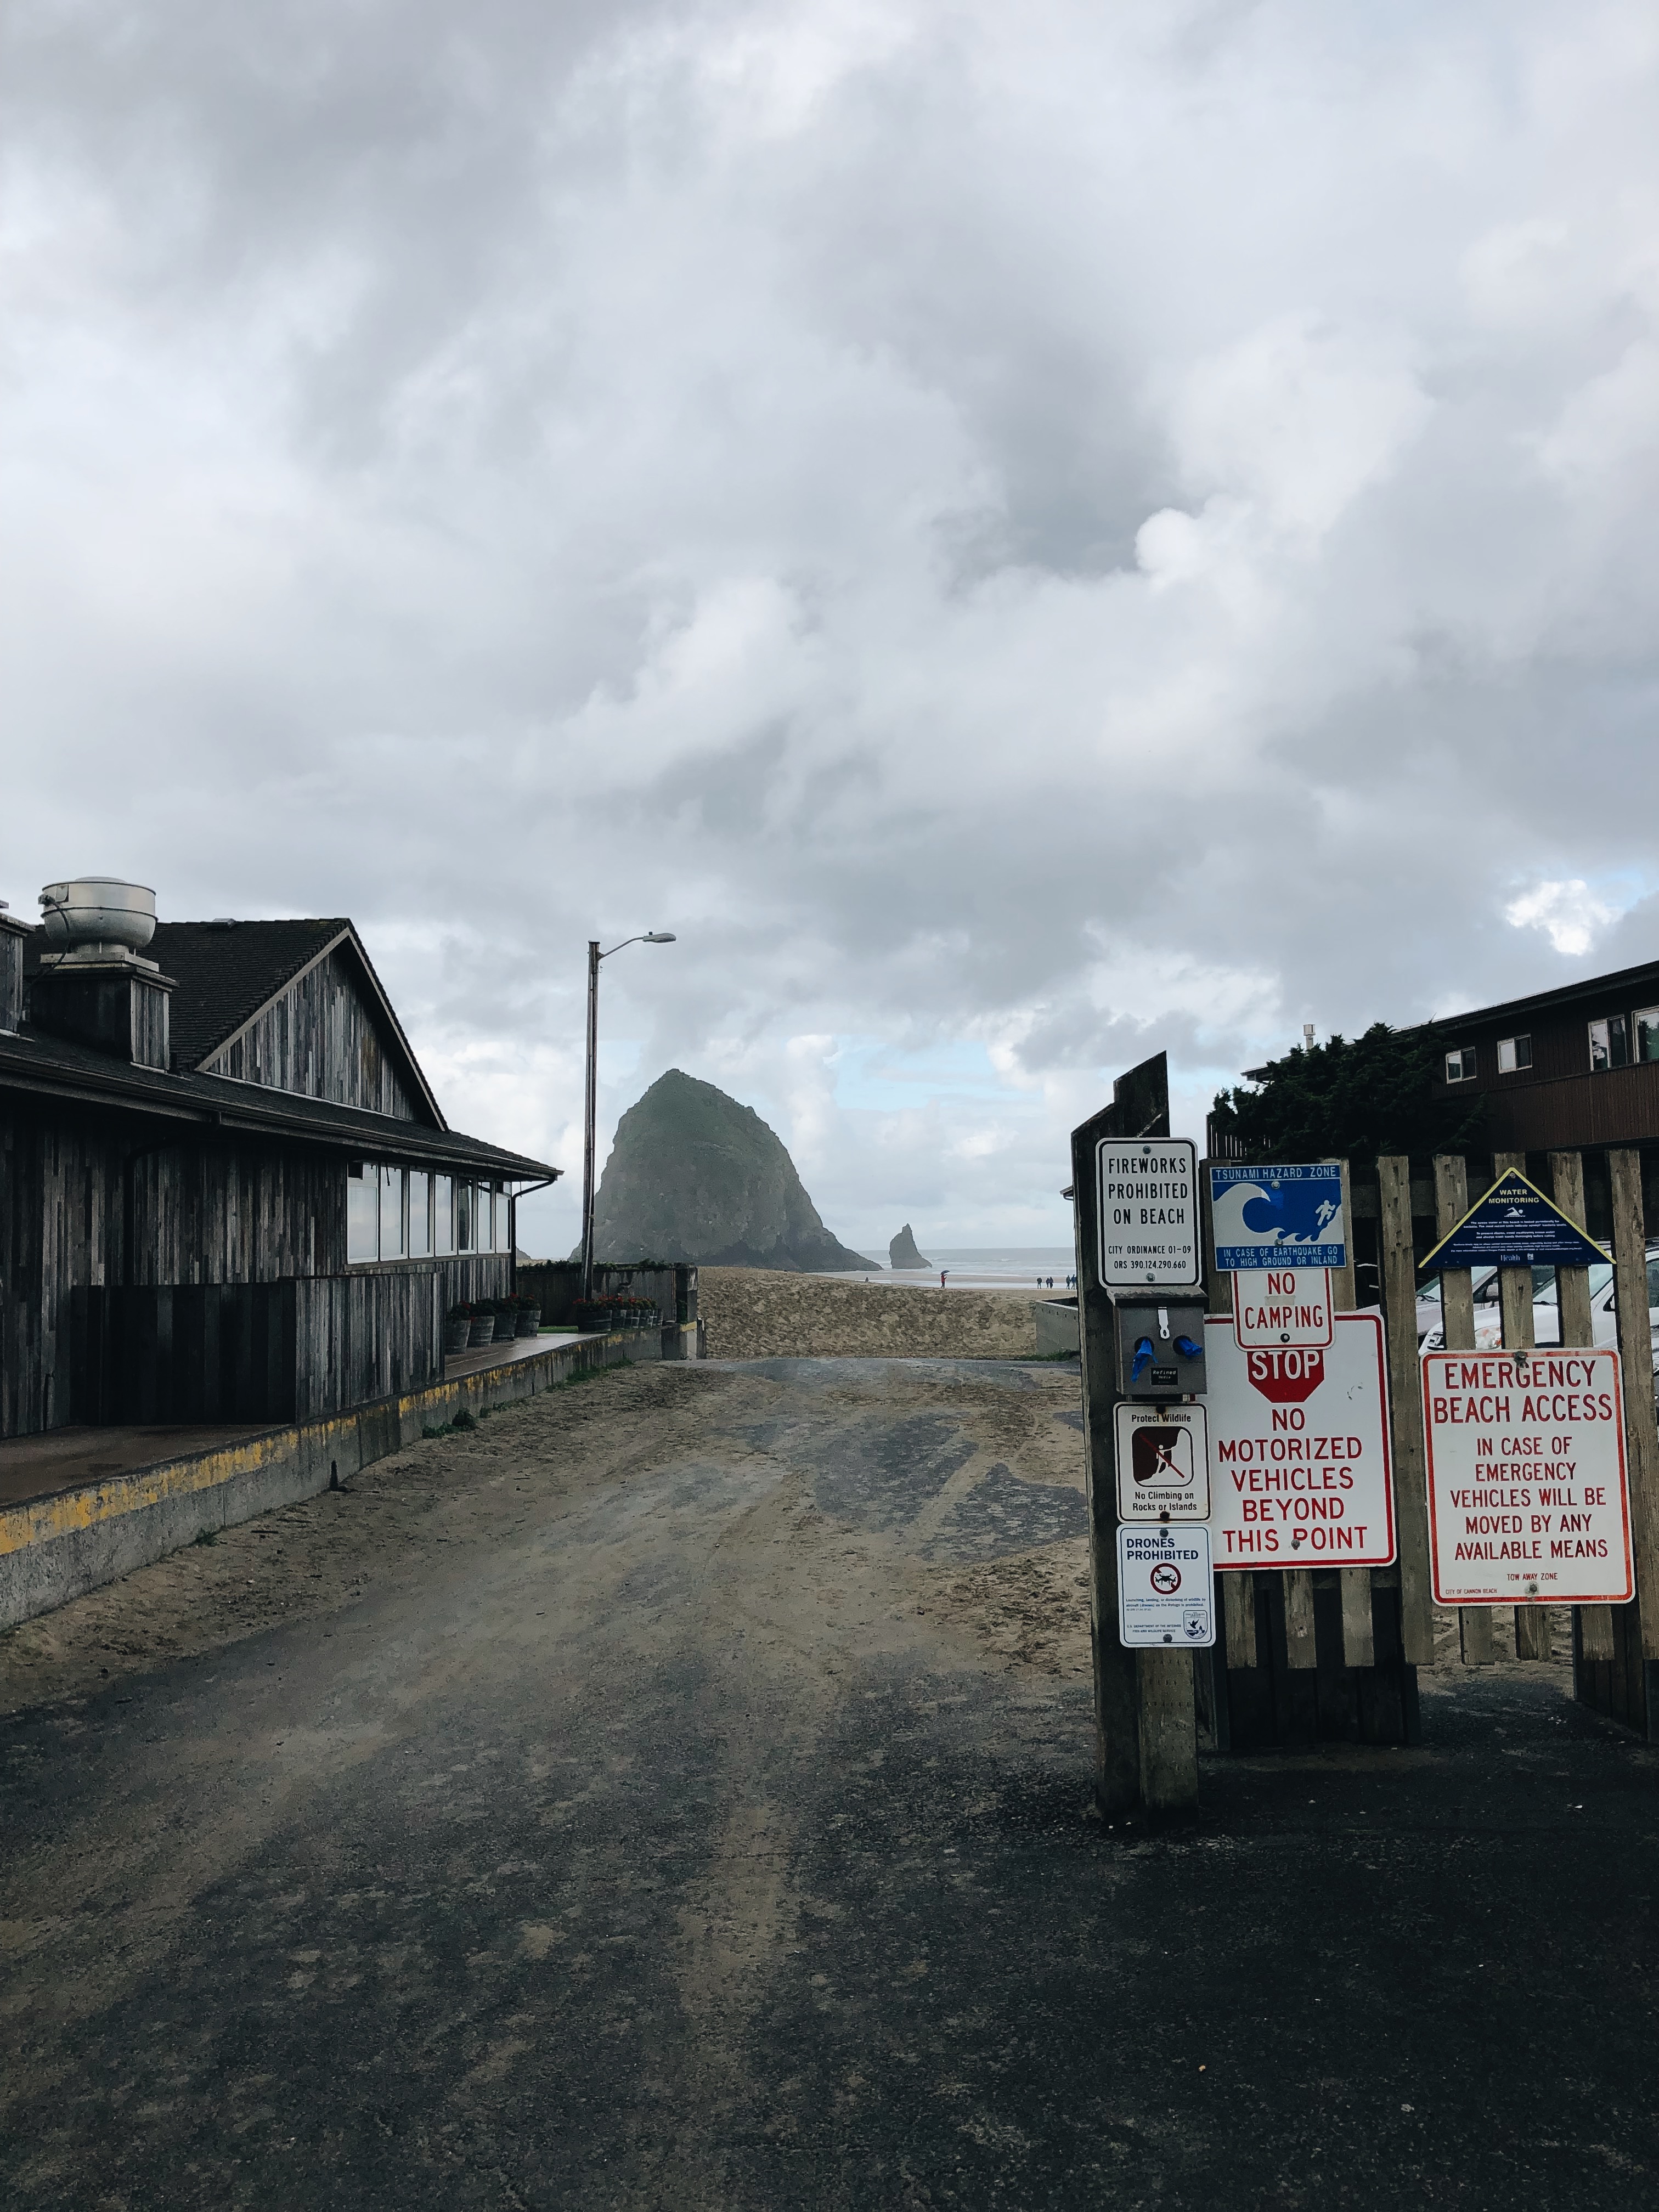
1239,1184,1339,1244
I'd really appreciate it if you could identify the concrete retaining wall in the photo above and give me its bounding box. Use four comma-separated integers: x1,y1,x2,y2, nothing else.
0,1322,697,1632
1032,1297,1080,1357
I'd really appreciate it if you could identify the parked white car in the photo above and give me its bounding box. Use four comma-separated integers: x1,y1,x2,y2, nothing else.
1417,1249,1659,1364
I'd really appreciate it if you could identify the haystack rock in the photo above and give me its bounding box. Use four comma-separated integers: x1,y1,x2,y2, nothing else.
586,1069,876,1271
889,1223,931,1270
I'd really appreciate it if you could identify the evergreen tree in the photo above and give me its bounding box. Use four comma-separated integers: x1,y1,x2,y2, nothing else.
1210,1024,1486,1163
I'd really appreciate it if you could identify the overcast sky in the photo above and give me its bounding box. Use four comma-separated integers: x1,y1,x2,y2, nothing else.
5,1,1658,1259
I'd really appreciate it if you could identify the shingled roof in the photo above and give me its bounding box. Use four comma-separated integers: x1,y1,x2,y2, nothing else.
144,918,349,1072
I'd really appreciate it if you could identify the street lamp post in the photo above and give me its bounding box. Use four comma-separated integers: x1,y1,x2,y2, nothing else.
580,931,676,1302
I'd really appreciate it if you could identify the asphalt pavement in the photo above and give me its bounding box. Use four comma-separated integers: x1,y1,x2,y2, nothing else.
3,1357,1657,2209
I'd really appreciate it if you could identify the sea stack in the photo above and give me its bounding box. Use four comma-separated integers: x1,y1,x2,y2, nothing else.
585,1069,876,1271
889,1223,930,1271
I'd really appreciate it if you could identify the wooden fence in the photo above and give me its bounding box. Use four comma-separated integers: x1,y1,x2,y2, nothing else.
1075,1058,1659,1815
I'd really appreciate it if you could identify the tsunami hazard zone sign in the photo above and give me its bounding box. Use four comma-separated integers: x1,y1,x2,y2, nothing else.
1204,1313,1396,1570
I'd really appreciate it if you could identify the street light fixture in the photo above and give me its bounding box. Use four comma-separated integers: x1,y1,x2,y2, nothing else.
580,931,678,1301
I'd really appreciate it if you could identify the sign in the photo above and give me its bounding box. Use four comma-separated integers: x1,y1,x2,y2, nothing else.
1232,1267,1333,1350
1117,1525,1215,1647
1205,1314,1396,1569
1209,1163,1346,1273
1417,1169,1607,1274
1421,1347,1633,1604
1097,1138,1200,1288
1114,1402,1210,1522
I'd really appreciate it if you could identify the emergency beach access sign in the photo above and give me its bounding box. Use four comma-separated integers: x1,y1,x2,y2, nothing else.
1422,1347,1633,1605
1096,1138,1200,1288
1204,1313,1397,1570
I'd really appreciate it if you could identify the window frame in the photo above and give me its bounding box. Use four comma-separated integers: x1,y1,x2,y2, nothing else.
1496,1034,1532,1074
1590,1015,1632,1073
1444,1046,1477,1084
346,1161,378,1265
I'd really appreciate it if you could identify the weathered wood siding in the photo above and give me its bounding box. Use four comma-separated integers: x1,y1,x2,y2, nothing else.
1,1115,120,1437
1,1096,513,1438
200,948,420,1120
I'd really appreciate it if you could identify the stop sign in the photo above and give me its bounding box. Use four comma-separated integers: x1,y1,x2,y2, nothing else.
1245,1345,1325,1404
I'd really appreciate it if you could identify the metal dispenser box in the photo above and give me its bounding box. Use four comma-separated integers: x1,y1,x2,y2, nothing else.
1112,1291,1208,1399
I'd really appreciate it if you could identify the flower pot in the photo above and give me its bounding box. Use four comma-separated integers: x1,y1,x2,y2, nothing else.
573,1302,613,1333
492,1309,518,1342
468,1313,498,1347
443,1318,472,1355
515,1306,541,1338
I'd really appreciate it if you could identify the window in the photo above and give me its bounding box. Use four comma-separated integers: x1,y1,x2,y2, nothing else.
433,1174,454,1255
456,1182,475,1252
495,1186,514,1253
1589,1015,1632,1072
1637,1008,1659,1063
408,1171,431,1257
346,1163,377,1263
1496,1035,1532,1074
1444,1047,1477,1083
379,1165,406,1260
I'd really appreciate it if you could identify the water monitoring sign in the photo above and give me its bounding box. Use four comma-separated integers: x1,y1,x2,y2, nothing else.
1417,1170,1608,1274
1097,1138,1200,1288
1114,1402,1210,1523
1117,1525,1215,1647
1204,1313,1397,1569
1209,1164,1346,1273
1422,1347,1633,1604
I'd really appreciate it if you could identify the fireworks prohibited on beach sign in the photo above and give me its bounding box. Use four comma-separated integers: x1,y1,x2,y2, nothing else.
1422,1347,1633,1605
1209,1163,1346,1274
1114,1402,1211,1523
1204,1313,1396,1569
1097,1138,1200,1288
1116,1525,1215,1647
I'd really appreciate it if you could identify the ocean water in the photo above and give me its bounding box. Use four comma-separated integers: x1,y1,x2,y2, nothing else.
820,1245,1077,1291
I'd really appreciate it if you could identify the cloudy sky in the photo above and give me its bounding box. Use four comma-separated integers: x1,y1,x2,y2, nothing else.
5,1,1658,1260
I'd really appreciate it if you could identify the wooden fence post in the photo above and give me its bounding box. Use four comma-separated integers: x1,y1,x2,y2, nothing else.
1329,1159,1375,1668
1202,1164,1257,1670
1431,1155,1495,1666
1071,1058,1198,1814
1552,1152,1614,1666
1379,1156,1436,1667
1494,1150,1550,1661
1609,1150,1659,1739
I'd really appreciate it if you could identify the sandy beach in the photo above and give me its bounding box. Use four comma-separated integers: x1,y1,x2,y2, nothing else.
698,1265,1056,1359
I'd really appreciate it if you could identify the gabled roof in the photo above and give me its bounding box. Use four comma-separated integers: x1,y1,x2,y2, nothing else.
24,915,447,1127
145,918,348,1071
0,1026,556,1178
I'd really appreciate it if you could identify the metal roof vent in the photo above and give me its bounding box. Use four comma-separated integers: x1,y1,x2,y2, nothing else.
38,878,157,964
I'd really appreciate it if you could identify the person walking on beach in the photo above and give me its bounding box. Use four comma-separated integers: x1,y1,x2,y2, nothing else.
940,1270,948,1289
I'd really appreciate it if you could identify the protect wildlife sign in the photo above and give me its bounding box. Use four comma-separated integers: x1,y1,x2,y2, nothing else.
1097,1138,1200,1288
1209,1163,1346,1273
1421,1347,1634,1604
1417,1169,1608,1274
1114,1402,1210,1523
1116,1525,1215,1647
1204,1313,1397,1570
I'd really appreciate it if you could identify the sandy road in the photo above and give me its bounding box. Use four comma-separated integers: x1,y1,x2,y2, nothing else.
4,1357,1658,2210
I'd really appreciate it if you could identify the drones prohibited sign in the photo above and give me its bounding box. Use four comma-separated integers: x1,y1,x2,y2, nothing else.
1117,1525,1215,1648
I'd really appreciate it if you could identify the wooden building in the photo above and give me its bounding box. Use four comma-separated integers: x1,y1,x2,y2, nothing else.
0,882,557,1439
1424,957,1659,1154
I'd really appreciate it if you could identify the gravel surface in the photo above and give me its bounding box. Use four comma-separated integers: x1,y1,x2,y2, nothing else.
3,1356,1655,2210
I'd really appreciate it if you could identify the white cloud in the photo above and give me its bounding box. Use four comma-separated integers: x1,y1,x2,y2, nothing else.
1504,879,1619,958
2,1,1658,1239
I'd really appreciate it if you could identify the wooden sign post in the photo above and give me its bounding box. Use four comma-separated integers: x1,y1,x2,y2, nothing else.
1070,1052,1200,1816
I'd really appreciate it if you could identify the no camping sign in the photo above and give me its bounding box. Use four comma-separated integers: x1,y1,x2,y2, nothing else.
1204,1314,1397,1570
1422,1348,1634,1605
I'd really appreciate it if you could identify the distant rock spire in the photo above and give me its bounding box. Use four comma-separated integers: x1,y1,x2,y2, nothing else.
889,1223,930,1271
